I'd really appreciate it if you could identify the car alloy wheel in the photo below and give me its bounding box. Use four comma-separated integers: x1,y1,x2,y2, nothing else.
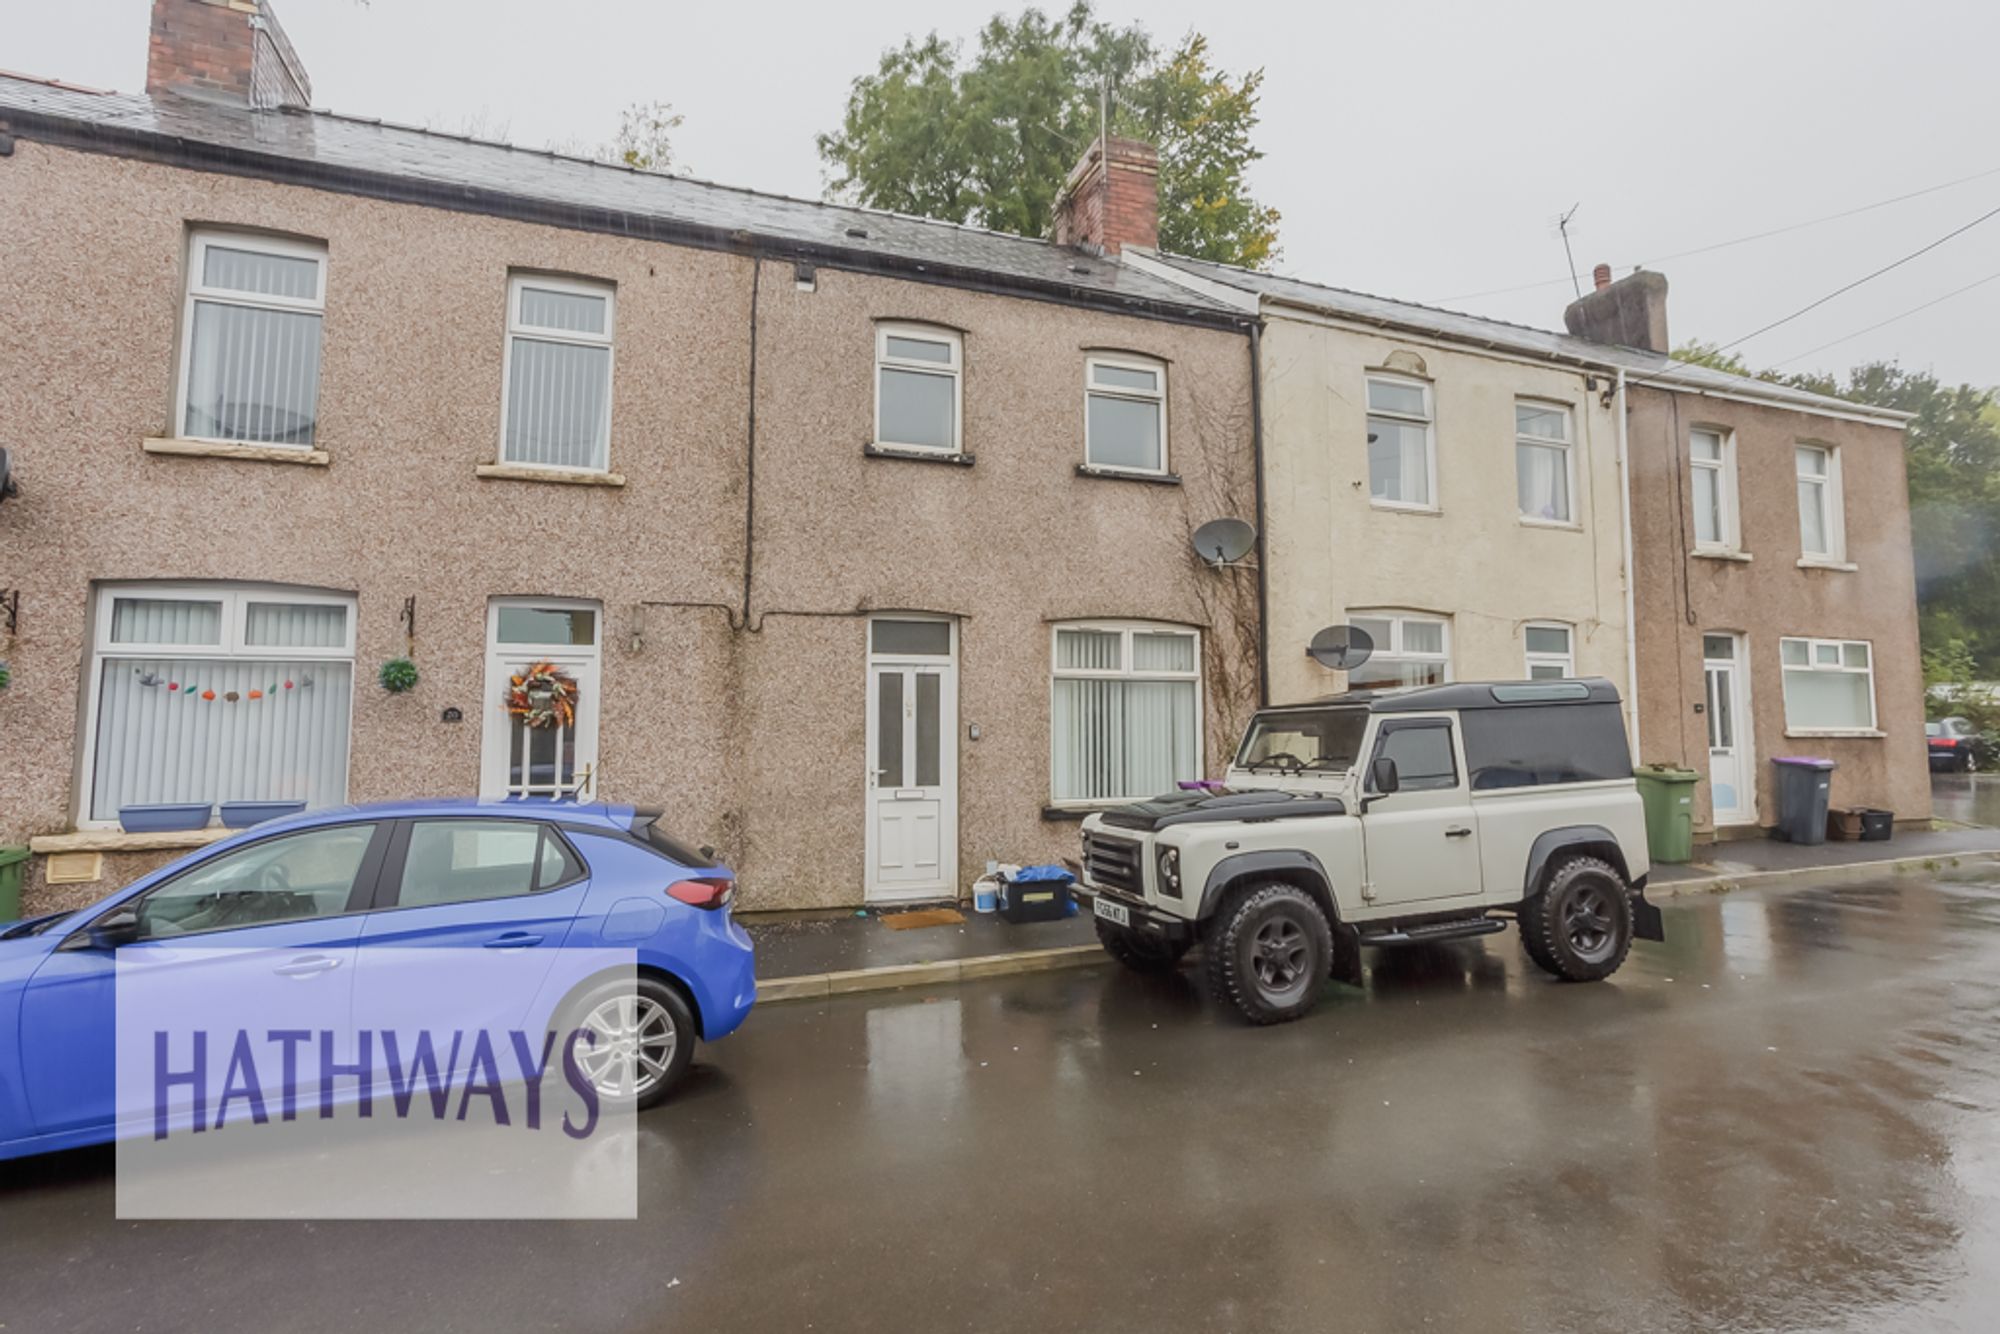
1252,916,1312,999
575,993,679,1099
1561,881,1620,966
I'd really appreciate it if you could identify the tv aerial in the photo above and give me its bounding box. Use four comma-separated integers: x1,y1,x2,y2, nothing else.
1191,517,1255,569
1307,624,1374,672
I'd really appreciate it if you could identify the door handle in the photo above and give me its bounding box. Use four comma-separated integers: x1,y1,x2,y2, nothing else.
483,932,544,950
272,954,342,978
1444,826,1473,839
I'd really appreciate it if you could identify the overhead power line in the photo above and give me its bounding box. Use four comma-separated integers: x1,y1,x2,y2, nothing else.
1433,162,2000,304
1770,269,2000,369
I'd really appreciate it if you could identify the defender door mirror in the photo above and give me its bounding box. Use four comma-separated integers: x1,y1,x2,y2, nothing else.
87,906,142,951
1369,756,1401,796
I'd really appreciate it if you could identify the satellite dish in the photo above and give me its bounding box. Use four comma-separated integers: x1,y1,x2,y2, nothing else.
1191,517,1255,567
0,448,16,504
1308,624,1375,672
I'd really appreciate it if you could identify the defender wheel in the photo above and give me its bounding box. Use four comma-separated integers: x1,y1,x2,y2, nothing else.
1095,918,1191,973
1522,856,1634,982
1204,882,1333,1025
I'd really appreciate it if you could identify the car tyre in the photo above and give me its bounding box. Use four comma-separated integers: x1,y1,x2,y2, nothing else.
1522,856,1634,982
1095,917,1191,973
1204,881,1333,1025
558,973,698,1111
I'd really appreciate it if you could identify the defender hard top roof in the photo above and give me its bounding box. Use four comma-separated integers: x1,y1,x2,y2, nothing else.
1277,677,1623,714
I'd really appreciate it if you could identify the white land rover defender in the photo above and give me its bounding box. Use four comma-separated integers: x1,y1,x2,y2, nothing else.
1079,678,1665,1024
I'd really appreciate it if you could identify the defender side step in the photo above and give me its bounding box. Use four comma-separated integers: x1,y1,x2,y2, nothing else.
1357,917,1508,948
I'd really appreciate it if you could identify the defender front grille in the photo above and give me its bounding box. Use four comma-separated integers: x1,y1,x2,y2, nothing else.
1083,832,1144,896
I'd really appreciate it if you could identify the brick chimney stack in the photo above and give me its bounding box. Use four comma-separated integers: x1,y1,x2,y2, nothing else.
148,0,311,109
1564,263,1671,354
1051,135,1160,256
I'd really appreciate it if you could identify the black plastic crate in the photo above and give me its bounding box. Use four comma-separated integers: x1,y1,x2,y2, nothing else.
1858,808,1894,842
999,875,1073,923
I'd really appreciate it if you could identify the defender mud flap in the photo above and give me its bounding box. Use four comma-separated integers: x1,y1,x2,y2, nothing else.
1631,889,1666,943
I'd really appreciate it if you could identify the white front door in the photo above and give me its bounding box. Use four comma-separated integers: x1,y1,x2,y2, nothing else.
1703,632,1754,824
865,618,958,903
480,600,602,801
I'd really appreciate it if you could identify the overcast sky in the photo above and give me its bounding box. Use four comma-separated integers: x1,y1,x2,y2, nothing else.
13,0,1997,385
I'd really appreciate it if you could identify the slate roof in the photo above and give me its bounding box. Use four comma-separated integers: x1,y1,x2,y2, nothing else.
0,73,1246,327
1151,253,1912,425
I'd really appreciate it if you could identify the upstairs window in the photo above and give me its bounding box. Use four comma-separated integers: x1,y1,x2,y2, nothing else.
1051,623,1200,803
178,231,327,447
1515,401,1573,523
1365,375,1434,508
1781,637,1875,732
1796,444,1844,560
503,275,615,472
1084,355,1168,473
1691,428,1740,550
85,583,355,825
1348,612,1450,690
875,324,962,454
1523,623,1575,679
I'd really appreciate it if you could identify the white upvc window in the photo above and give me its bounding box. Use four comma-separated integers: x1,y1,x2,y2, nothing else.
177,230,327,447
82,583,356,826
502,274,616,472
1780,637,1876,732
1050,622,1201,804
1691,427,1741,550
1365,375,1435,509
1515,400,1574,524
1347,611,1451,690
1084,354,1169,474
1523,622,1575,680
875,323,963,454
1796,443,1845,561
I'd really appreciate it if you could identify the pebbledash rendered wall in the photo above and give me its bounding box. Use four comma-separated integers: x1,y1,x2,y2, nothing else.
0,138,1258,914
1625,385,1930,833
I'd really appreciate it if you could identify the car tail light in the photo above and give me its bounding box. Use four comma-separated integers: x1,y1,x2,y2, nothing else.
666,877,734,910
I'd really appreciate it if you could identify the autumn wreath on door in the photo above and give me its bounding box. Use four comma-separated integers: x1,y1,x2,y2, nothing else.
506,661,579,730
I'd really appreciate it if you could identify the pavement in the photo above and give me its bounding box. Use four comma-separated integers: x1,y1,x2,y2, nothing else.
11,861,2000,1330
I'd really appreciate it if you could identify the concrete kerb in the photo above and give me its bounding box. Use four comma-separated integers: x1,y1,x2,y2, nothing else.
751,851,2000,1005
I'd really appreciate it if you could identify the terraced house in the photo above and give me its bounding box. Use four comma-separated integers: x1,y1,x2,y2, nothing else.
0,0,1261,913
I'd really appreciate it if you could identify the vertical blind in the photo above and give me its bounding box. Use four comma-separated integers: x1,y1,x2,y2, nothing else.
506,283,612,471
183,302,324,444
1052,628,1199,802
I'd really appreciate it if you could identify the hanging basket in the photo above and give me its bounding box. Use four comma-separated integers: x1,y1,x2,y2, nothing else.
378,657,420,693
506,661,578,730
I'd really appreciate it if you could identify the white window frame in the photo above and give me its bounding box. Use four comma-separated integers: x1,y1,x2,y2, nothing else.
175,230,328,448
1347,610,1452,686
1795,443,1846,563
1364,374,1437,511
500,273,617,474
1048,620,1203,807
1083,353,1170,476
78,582,357,829
1779,636,1877,734
1523,621,1575,680
1690,426,1741,552
874,322,963,456
1514,399,1576,526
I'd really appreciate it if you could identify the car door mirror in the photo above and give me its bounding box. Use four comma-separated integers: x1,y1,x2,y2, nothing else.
1370,756,1401,795
87,906,143,950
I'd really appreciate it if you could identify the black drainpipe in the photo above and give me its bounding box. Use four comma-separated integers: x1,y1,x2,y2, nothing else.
740,255,762,627
1248,319,1269,708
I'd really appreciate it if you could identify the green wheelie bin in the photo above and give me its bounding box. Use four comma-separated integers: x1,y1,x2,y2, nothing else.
0,844,29,923
1633,765,1701,864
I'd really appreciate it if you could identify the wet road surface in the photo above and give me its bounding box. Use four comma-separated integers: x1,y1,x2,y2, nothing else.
1933,771,2000,829
10,870,2000,1332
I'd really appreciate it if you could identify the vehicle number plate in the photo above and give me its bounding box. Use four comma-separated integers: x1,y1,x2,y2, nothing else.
1093,896,1130,927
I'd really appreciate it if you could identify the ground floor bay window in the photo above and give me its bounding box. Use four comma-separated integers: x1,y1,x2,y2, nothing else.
1051,623,1201,805
84,583,354,824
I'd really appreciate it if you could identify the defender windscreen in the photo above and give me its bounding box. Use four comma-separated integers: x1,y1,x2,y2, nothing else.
1234,708,1370,773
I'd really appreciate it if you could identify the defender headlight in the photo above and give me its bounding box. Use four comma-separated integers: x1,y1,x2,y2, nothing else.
1157,846,1182,897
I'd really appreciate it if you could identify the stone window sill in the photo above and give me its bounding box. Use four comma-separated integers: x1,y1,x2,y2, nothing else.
1370,501,1440,517
1075,464,1181,486
29,827,235,855
864,443,974,466
1519,517,1583,533
475,463,626,488
143,437,329,466
1692,548,1753,563
1783,729,1886,740
1796,558,1858,572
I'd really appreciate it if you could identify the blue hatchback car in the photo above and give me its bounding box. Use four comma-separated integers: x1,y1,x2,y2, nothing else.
0,800,756,1160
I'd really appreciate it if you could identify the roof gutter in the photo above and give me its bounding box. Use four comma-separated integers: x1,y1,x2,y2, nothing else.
1,107,1253,335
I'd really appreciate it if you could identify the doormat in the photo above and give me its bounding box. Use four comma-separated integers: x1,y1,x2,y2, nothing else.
881,908,966,931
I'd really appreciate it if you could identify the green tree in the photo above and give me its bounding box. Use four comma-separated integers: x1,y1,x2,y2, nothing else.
817,3,1279,268
549,100,685,174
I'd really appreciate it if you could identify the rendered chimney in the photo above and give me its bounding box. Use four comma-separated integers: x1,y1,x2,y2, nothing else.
1051,135,1160,256
1564,266,1670,354
148,0,311,109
